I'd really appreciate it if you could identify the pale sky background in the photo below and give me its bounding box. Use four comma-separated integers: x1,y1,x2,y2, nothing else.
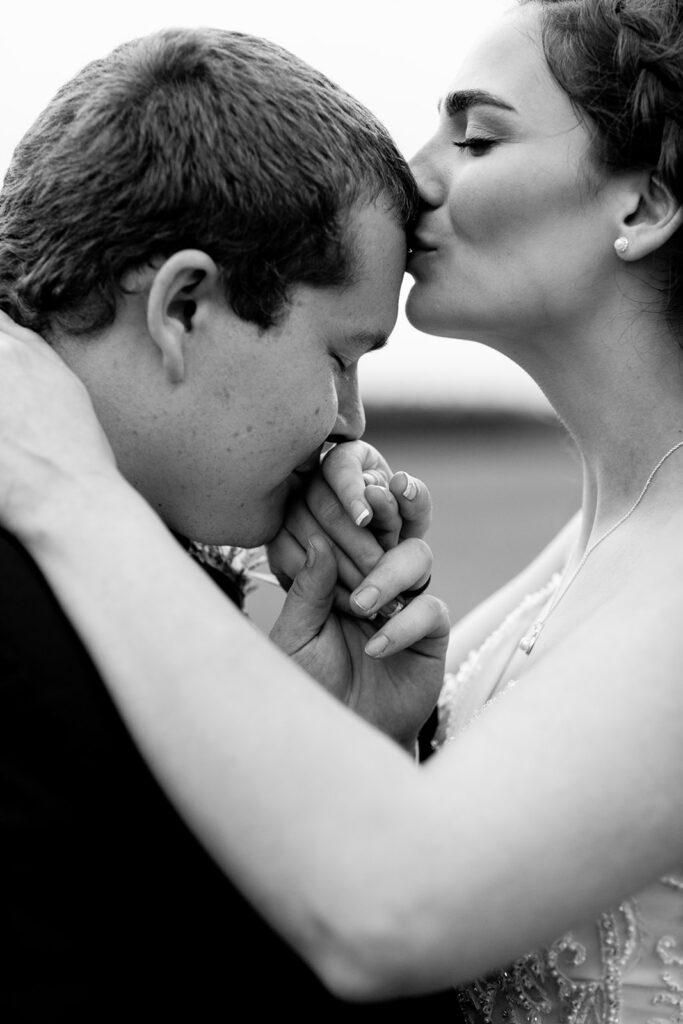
0,0,552,416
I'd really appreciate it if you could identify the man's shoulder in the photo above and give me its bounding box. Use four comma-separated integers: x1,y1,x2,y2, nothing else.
0,525,100,680
0,524,38,573
0,521,65,599
0,525,60,616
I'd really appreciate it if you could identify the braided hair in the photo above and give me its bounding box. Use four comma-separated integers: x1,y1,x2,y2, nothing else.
521,0,683,326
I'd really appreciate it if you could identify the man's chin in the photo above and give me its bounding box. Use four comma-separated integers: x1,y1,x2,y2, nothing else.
256,518,286,547
172,478,295,548
229,492,290,548
253,474,311,546
173,510,283,550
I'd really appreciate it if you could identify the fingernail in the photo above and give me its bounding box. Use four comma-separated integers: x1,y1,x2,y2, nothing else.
365,634,389,658
305,541,316,567
352,502,371,527
352,585,380,612
400,473,417,500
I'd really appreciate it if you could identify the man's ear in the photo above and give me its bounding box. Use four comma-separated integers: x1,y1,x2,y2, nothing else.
615,171,683,261
147,250,220,384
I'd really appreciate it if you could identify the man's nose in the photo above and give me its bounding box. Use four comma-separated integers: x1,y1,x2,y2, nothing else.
329,379,366,442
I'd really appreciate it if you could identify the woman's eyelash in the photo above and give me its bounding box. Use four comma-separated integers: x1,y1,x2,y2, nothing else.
453,138,496,153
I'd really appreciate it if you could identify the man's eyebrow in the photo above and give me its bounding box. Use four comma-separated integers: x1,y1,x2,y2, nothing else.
438,90,517,117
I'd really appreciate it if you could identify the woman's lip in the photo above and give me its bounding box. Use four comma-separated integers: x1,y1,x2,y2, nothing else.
409,246,437,253
407,247,438,262
408,233,438,253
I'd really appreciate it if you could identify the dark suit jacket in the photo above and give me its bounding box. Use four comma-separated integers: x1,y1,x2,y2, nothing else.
0,527,462,1021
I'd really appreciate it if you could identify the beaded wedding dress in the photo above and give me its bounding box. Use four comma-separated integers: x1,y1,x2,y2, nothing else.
436,577,683,1024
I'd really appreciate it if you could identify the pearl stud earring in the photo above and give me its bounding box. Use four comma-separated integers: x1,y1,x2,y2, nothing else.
614,236,629,255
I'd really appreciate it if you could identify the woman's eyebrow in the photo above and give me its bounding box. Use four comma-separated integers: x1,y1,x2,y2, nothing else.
438,89,517,116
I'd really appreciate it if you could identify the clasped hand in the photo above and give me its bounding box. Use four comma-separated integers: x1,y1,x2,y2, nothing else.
267,442,451,752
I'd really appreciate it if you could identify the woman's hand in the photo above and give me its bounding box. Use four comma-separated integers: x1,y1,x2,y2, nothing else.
268,440,433,612
321,440,433,545
0,312,116,538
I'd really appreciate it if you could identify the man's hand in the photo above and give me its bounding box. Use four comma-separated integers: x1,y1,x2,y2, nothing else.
269,531,450,751
267,439,445,748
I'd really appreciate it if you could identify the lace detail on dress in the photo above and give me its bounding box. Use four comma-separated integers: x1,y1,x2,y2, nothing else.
437,582,683,1023
652,899,683,1024
436,574,560,747
457,903,640,1024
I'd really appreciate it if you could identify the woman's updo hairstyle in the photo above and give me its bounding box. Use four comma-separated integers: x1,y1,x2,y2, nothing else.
521,0,683,327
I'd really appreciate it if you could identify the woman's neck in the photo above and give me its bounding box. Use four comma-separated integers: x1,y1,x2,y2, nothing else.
491,307,683,546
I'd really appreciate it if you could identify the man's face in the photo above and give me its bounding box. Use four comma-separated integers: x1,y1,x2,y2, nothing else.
144,201,407,545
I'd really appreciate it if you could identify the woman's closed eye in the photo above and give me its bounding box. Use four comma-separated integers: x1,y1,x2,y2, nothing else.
452,137,497,156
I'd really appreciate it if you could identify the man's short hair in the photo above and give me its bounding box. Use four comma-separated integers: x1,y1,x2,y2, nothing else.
0,27,417,335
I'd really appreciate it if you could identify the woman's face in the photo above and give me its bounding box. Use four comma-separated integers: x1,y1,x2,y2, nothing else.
406,5,615,349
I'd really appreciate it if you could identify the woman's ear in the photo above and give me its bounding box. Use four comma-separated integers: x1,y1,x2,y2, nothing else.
615,171,683,261
147,250,220,383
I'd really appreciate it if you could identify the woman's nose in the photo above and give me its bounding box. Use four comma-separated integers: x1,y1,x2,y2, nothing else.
409,138,444,210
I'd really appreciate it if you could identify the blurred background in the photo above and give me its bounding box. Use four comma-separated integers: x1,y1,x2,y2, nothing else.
1,0,583,629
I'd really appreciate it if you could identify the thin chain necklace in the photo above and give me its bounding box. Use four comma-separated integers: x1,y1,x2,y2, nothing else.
518,439,683,655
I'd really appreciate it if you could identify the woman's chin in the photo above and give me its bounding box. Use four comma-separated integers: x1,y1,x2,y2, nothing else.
405,288,455,337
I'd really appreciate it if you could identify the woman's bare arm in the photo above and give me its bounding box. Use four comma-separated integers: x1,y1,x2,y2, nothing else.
2,321,682,1002
22,473,683,1002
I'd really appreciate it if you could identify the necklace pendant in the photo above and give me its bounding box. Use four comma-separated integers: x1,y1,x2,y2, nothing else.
519,620,544,655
